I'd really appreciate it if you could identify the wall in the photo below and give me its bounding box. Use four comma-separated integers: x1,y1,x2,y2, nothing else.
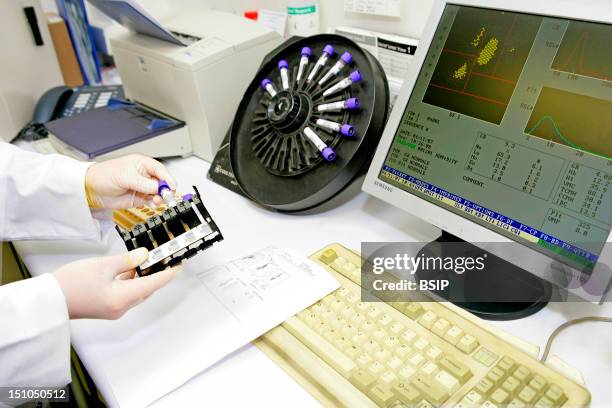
141,0,436,39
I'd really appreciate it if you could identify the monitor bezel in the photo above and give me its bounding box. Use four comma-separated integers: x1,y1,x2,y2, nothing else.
362,0,612,303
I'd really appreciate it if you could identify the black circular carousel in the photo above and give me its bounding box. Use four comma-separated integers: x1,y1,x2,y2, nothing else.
229,34,389,211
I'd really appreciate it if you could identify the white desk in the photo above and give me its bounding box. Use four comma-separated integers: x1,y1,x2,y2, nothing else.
12,156,612,407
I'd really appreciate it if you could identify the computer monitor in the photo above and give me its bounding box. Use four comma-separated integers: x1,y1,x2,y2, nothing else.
363,0,612,315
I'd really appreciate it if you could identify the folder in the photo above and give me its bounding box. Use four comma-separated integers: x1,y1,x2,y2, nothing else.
55,0,101,84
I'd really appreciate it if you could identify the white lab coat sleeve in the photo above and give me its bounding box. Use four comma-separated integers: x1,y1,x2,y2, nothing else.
0,142,99,241
0,274,71,387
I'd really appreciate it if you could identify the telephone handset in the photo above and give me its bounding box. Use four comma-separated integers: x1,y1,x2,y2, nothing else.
19,84,124,141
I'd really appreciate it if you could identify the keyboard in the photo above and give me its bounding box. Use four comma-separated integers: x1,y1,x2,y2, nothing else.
254,243,591,408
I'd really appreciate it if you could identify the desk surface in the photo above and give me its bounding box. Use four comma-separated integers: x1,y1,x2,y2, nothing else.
13,155,612,407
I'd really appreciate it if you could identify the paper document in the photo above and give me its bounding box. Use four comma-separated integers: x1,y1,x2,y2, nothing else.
344,0,401,17
335,26,418,107
88,0,190,46
83,246,339,407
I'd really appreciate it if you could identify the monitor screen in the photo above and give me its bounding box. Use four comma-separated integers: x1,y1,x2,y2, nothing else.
379,4,611,272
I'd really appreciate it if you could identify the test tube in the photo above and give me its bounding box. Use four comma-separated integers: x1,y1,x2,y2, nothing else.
296,47,311,82
158,180,177,207
307,44,335,83
316,118,355,137
278,60,290,90
303,127,336,161
323,70,362,97
318,51,353,85
316,97,360,112
261,78,277,97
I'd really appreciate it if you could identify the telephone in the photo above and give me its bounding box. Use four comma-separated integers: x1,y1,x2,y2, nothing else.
18,84,124,141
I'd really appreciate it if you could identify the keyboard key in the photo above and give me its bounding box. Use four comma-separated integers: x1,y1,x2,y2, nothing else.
439,355,472,383
432,318,451,337
434,370,460,394
535,396,555,408
283,317,357,377
387,357,403,370
529,375,548,393
352,331,368,346
545,384,567,405
475,378,495,396
395,344,412,359
473,347,499,367
362,321,377,334
518,386,538,404
486,367,506,386
444,326,464,345
368,361,386,377
380,371,398,387
374,348,392,363
389,323,404,335
384,336,400,349
482,401,498,408
414,337,430,351
418,311,438,329
369,384,396,406
357,353,373,368
378,314,393,327
398,365,416,382
393,383,421,405
457,334,479,354
502,376,522,396
404,303,424,319
513,365,531,383
364,340,379,354
416,401,434,408
498,356,516,373
350,370,376,392
350,312,365,326
490,388,510,405
420,361,439,377
341,324,357,338
367,306,382,319
401,329,417,344
408,353,426,367
463,390,483,405
508,398,527,408
412,374,449,404
423,347,440,362
372,329,386,341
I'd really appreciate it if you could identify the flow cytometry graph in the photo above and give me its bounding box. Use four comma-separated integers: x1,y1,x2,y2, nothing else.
552,20,612,82
525,87,612,159
423,7,542,124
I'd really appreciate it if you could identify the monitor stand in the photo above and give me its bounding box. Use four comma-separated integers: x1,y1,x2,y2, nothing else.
415,231,552,321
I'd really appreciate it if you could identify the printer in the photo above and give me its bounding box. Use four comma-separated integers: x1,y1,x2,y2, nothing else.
109,8,282,161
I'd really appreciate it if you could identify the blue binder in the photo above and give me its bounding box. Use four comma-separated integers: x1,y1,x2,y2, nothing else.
55,0,102,84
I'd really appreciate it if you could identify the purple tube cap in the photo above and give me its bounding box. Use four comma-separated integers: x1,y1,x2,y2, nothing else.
346,97,360,110
278,59,289,69
261,78,272,89
157,179,170,195
182,193,193,201
349,70,362,83
301,46,311,57
341,51,353,65
340,124,355,137
323,44,335,56
321,147,336,162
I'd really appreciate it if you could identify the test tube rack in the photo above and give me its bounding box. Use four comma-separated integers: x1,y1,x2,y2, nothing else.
114,186,223,276
227,34,389,212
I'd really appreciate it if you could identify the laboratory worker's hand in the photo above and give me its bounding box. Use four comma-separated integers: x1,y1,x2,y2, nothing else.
54,248,180,319
84,154,177,209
